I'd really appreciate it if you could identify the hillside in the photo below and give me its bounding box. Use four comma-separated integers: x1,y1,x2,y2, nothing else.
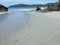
9,3,56,8
9,4,48,8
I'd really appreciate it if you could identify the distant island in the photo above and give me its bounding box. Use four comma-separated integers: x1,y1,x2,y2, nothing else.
9,0,60,11
9,3,55,8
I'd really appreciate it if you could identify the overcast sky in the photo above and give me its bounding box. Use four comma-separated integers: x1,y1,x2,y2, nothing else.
0,0,58,6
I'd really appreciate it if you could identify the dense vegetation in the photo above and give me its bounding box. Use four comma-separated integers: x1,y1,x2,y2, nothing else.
9,3,56,8
59,0,60,2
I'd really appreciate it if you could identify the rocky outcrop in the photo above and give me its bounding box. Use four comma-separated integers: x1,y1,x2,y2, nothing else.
47,2,60,11
36,7,41,11
0,4,8,12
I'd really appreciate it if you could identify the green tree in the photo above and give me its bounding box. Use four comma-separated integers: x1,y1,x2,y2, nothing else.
59,0,60,2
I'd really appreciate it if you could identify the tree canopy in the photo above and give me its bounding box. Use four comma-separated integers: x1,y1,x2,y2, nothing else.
59,0,60,2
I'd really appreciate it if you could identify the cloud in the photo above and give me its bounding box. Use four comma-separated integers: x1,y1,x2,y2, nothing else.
0,0,58,3
0,0,58,6
0,0,57,2
0,0,26,2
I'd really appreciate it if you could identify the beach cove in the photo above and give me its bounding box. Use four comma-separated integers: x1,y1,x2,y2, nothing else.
1,11,60,45
0,11,29,45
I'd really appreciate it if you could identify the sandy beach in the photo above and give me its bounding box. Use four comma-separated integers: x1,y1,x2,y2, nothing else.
2,11,60,45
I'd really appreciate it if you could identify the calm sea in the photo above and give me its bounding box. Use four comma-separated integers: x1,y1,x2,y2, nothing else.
0,8,36,33
0,7,47,44
0,8,32,44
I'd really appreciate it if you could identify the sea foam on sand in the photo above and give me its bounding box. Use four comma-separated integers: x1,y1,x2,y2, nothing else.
2,11,60,45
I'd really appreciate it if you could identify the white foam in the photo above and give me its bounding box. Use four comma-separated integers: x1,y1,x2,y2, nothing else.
0,12,7,14
9,8,35,12
0,11,12,14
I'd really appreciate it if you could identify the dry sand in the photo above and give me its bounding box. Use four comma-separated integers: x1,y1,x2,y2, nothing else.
2,11,60,45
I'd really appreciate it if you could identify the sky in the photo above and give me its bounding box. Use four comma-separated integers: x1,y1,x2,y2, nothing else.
0,0,58,7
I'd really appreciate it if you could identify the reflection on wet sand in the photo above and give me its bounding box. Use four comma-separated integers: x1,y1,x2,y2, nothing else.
0,11,29,45
0,13,8,21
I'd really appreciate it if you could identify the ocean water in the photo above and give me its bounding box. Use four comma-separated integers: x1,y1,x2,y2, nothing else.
9,8,36,11
0,11,29,31
0,7,47,44
8,7,47,11
0,8,30,44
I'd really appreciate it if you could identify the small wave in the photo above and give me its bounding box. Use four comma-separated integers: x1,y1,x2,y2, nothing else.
0,11,12,14
0,12,7,14
9,8,35,12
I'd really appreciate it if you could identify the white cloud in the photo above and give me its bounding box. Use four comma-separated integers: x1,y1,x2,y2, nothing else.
0,0,41,2
0,0,58,2
0,0,26,2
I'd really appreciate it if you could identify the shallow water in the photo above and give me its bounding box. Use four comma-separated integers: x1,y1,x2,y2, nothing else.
0,11,29,43
9,8,36,11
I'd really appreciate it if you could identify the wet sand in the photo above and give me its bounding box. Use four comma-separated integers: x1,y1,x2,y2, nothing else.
0,11,29,45
1,11,60,45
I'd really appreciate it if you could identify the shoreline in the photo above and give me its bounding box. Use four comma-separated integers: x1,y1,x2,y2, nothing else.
1,11,60,45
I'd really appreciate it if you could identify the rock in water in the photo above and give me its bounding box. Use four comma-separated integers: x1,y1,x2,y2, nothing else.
36,7,41,11
0,4,8,12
